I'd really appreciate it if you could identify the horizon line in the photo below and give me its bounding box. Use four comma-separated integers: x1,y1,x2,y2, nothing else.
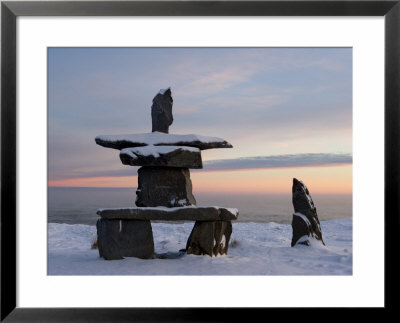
48,186,352,195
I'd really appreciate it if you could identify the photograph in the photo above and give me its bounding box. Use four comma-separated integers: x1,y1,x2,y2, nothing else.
47,47,353,275
3,0,397,318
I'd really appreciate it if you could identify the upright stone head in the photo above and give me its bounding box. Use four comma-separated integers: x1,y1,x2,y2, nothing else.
151,87,173,133
292,177,315,213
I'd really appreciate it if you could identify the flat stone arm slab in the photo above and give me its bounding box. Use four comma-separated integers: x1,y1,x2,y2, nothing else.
95,132,233,150
97,206,239,221
120,145,202,169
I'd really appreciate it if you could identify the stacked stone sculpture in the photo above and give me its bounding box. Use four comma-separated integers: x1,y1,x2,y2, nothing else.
95,88,238,260
291,178,325,247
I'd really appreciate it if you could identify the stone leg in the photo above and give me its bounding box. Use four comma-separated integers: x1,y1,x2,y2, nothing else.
97,218,154,260
97,218,121,259
186,221,232,256
213,221,232,255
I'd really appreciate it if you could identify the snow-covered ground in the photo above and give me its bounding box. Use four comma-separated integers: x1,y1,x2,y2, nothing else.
48,219,352,275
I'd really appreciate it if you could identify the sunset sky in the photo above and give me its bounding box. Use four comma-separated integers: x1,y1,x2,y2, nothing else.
48,47,352,194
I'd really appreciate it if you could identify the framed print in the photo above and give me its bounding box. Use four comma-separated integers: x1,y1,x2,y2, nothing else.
1,0,399,321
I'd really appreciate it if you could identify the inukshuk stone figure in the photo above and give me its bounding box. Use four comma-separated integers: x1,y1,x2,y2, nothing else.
95,88,238,259
291,178,325,247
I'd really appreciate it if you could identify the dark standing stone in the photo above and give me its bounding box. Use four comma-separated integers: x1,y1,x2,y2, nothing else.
186,221,232,256
96,218,154,260
151,88,173,133
291,178,325,247
136,166,196,207
291,213,312,247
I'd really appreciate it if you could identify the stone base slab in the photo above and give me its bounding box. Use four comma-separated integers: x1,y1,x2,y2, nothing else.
97,206,238,221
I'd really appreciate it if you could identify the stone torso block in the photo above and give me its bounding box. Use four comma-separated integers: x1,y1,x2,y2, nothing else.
136,166,196,207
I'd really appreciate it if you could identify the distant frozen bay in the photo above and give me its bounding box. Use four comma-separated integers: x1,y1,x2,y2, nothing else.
48,187,352,225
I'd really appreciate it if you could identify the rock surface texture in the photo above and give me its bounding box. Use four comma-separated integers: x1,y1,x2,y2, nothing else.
291,178,325,247
120,145,202,169
97,206,239,221
96,218,154,260
186,221,233,257
136,167,196,207
151,88,173,133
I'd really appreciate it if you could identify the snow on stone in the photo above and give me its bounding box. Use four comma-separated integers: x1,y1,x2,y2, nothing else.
296,235,309,244
306,193,314,208
299,180,314,208
220,235,226,249
96,132,230,146
293,212,312,228
48,218,352,275
158,87,170,95
121,145,200,159
177,199,187,206
97,205,238,213
226,208,239,216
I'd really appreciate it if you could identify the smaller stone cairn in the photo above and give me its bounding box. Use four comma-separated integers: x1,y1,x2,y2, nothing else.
95,88,238,259
291,178,325,247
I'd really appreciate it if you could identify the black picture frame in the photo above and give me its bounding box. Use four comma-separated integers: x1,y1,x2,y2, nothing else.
1,0,398,321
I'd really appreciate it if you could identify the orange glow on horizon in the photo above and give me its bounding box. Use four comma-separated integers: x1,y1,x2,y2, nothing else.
191,165,352,194
48,176,136,188
49,165,352,194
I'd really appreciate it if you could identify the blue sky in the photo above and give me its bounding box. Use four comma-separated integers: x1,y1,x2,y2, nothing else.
48,47,352,192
